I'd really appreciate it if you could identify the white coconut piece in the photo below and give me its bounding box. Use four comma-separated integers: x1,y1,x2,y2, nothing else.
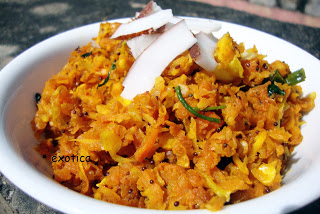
191,32,218,72
151,1,162,13
111,9,173,39
121,21,197,100
170,17,221,33
127,34,160,59
163,22,175,31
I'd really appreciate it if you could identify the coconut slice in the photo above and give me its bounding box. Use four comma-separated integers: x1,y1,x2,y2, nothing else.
127,34,160,59
170,17,221,33
191,32,218,72
136,0,162,19
121,21,197,100
111,9,173,39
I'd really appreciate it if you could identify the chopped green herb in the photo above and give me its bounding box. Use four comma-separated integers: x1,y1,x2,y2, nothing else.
175,86,221,123
35,93,41,103
193,105,226,112
81,51,92,58
97,61,116,89
268,84,285,97
270,70,285,84
265,68,306,97
285,68,306,86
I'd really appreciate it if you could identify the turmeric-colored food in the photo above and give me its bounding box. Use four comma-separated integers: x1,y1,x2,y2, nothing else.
32,13,315,212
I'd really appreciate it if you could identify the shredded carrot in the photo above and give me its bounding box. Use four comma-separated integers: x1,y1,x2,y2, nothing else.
135,127,161,162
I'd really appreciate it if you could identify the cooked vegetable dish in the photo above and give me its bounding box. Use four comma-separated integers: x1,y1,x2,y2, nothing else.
32,1,315,211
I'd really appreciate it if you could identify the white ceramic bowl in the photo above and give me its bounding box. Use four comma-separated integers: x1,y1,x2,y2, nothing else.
0,18,319,214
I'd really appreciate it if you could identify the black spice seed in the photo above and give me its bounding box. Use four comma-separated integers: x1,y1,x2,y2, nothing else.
256,130,259,134
126,171,130,175
117,52,120,55
148,122,151,126
52,140,58,147
274,122,278,126
84,111,88,116
94,162,98,165
155,96,159,100
257,61,260,65
43,155,46,158
35,93,41,103
223,143,228,148
52,175,55,179
72,110,76,114
246,62,250,67
266,187,270,193
128,189,132,194
256,66,259,71
105,172,109,176
263,63,268,69
174,201,179,207
150,160,154,164
142,167,146,171
150,180,154,184
260,100,263,104
193,152,198,156
216,128,221,132
79,113,83,117
61,129,65,133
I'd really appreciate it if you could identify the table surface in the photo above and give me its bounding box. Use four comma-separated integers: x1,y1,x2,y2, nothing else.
0,0,319,213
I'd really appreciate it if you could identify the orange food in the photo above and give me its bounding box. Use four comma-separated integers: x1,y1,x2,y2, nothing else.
32,21,315,211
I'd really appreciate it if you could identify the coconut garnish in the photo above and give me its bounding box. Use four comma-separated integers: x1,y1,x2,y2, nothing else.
111,9,173,39
121,20,197,100
170,17,221,33
190,32,218,72
127,34,160,59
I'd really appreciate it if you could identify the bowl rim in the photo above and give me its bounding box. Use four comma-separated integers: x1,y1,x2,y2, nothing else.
0,17,320,214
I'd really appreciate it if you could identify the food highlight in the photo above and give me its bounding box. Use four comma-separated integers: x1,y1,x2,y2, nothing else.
32,0,315,211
